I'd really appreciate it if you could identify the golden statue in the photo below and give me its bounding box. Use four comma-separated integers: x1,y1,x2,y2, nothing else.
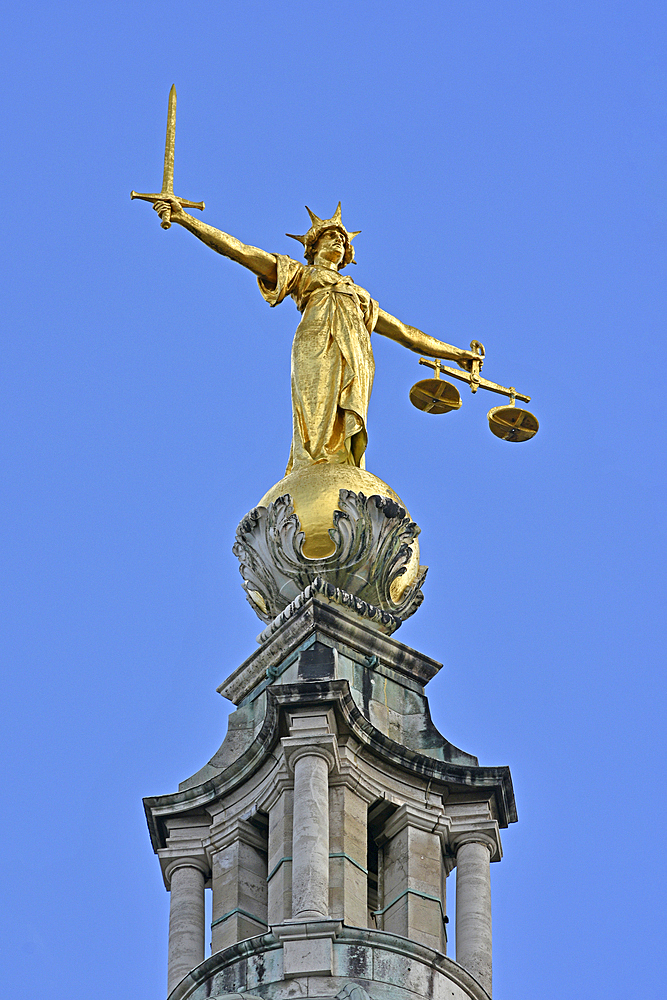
132,89,535,603
149,196,481,476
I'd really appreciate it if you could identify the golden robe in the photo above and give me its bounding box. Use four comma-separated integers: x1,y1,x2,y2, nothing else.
259,255,379,475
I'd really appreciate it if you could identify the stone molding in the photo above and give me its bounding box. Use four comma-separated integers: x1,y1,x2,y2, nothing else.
381,802,451,848
256,774,293,816
164,924,492,1000
207,817,268,858
271,918,342,942
329,756,383,803
258,577,404,642
217,597,442,707
281,734,340,775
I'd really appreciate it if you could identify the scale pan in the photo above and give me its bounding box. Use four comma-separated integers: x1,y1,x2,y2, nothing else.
488,404,539,442
409,378,462,414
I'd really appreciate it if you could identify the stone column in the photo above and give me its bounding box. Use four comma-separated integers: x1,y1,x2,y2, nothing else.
165,860,208,996
291,750,331,918
454,836,494,997
282,721,339,922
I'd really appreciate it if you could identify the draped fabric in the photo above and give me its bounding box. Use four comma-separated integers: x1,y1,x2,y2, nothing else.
258,255,379,475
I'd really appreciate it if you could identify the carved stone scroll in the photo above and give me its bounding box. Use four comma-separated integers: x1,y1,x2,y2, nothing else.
233,490,427,628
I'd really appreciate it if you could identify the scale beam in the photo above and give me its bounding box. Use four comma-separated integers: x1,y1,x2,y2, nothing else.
418,358,531,403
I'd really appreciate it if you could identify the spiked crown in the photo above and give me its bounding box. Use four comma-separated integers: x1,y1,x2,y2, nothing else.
286,203,360,269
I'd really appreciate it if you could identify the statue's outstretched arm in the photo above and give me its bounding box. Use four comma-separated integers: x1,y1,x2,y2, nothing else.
153,197,278,285
374,309,480,366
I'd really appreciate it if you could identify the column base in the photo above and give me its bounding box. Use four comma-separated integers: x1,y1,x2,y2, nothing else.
272,919,342,977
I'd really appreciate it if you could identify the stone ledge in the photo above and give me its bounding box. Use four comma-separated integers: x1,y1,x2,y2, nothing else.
165,924,491,1000
271,919,343,941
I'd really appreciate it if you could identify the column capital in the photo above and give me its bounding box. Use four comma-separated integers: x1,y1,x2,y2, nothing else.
451,831,499,861
281,734,340,775
448,804,502,861
161,853,211,888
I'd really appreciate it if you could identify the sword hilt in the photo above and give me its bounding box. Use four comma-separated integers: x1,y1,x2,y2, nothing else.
130,191,205,228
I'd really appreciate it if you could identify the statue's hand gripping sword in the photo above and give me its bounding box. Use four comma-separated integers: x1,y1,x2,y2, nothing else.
130,85,204,229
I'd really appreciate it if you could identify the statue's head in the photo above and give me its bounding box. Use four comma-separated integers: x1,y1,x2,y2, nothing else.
286,203,360,270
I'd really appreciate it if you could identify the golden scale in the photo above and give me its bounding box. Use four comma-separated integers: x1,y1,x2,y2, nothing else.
409,340,539,441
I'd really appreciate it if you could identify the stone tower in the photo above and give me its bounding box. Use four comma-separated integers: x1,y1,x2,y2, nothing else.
145,540,517,1000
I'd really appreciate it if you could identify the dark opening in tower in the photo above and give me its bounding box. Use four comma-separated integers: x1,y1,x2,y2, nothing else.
366,798,397,927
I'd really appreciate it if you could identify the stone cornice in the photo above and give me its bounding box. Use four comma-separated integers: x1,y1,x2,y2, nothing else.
144,678,516,854
217,597,442,706
273,682,516,827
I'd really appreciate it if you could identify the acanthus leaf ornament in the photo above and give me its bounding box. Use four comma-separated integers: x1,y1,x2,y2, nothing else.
233,490,427,632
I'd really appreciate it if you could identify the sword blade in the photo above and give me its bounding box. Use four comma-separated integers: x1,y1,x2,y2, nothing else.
161,84,176,195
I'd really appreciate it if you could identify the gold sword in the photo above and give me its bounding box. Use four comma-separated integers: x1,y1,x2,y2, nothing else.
131,85,205,229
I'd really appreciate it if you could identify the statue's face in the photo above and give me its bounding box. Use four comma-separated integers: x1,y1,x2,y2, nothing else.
314,228,346,266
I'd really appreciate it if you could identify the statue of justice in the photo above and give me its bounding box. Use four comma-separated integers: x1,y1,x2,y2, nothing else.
132,87,538,627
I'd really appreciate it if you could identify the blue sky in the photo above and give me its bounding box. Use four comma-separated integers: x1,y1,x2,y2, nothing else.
1,2,665,998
